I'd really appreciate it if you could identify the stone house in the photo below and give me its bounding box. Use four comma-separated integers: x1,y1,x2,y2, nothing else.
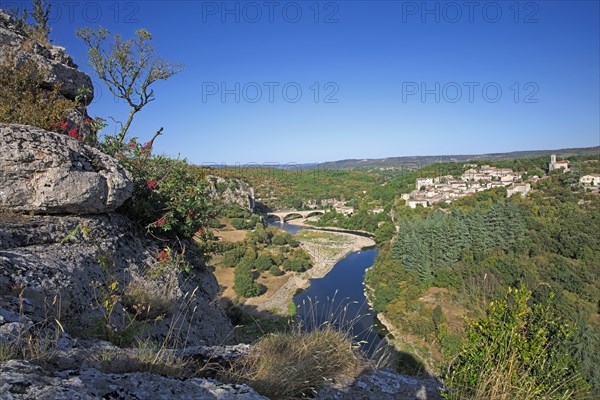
580,174,600,186
507,183,531,198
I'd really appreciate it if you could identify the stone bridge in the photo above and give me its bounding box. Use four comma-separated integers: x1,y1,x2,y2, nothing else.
264,209,329,225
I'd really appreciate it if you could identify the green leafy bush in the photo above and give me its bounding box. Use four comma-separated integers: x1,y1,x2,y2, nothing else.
223,246,246,267
282,249,312,272
272,231,297,246
113,138,212,239
444,286,587,399
231,215,262,230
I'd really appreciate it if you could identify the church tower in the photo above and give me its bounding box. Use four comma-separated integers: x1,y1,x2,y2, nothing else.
549,154,557,171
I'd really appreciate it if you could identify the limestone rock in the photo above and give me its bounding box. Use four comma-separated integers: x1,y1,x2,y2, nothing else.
316,369,445,400
206,175,255,212
0,213,233,347
179,343,252,365
0,360,269,400
0,10,93,104
0,124,132,214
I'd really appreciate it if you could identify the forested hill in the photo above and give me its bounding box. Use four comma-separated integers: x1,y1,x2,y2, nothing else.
310,146,600,171
365,166,600,395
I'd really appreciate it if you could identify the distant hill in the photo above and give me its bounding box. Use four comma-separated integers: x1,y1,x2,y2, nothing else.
304,146,600,171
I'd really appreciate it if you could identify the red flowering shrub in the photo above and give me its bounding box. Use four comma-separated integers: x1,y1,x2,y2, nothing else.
113,137,213,239
155,246,192,273
67,127,83,141
51,121,69,131
51,117,106,144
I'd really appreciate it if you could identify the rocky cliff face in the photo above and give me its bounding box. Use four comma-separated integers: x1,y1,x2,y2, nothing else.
206,175,255,212
0,123,232,346
0,359,267,400
0,10,93,104
0,211,232,346
0,11,238,393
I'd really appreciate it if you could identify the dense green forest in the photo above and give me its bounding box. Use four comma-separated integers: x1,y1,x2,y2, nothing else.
366,158,600,394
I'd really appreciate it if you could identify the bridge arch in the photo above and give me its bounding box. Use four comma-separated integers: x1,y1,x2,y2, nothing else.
282,212,303,223
305,210,325,219
264,214,281,223
263,209,329,227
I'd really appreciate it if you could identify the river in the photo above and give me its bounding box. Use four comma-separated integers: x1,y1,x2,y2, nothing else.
270,221,390,355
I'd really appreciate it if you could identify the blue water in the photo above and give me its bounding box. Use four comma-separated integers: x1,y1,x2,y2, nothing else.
269,221,389,354
268,220,304,235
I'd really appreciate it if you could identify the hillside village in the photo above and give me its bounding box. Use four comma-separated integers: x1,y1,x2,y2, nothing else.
401,154,600,208
402,164,530,208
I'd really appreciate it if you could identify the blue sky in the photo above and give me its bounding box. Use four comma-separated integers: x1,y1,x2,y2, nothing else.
12,0,600,164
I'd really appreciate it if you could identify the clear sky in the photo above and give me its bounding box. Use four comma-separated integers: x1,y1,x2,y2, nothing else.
16,0,600,164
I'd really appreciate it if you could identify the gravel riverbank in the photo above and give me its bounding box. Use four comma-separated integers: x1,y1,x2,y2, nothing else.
244,228,375,313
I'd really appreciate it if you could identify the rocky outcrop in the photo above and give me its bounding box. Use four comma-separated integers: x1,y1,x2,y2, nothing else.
0,360,268,400
0,335,445,400
0,124,132,214
206,175,255,212
0,10,93,104
0,213,233,347
316,369,445,400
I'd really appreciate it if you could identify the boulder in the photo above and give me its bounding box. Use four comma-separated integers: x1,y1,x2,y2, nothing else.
0,10,93,104
0,360,269,400
0,124,132,214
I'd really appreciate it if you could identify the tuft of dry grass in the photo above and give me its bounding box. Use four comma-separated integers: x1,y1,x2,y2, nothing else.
0,321,63,366
219,294,389,399
92,340,197,377
0,342,21,363
0,290,64,365
122,277,177,321
222,326,365,399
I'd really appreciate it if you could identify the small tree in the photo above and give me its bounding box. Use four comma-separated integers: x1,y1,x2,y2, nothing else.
255,253,274,272
234,263,261,298
76,27,183,151
269,264,283,276
223,247,244,268
272,233,288,246
432,304,446,330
